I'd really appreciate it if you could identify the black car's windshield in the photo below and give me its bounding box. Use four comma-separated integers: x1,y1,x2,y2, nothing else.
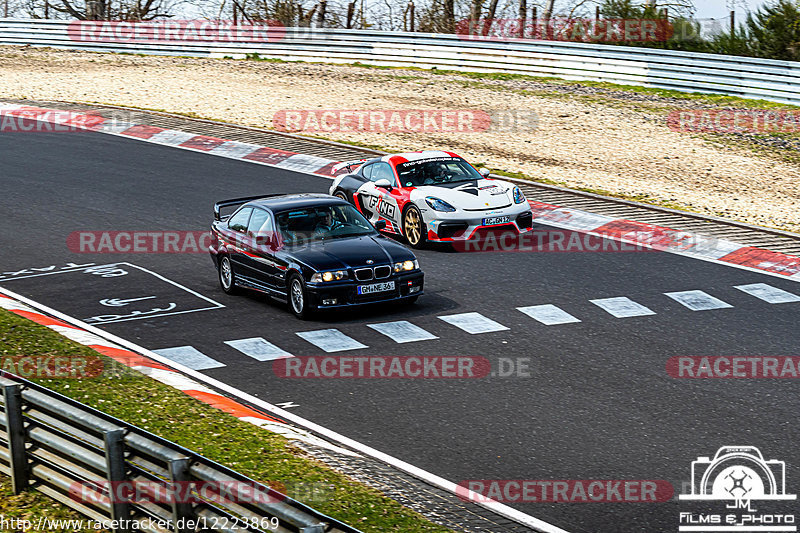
276,204,376,245
396,157,483,187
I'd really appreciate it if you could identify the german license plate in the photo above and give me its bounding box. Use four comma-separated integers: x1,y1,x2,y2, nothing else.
482,216,510,226
357,281,395,295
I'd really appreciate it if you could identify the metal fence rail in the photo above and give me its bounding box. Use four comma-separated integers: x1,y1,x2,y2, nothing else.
0,372,360,533
0,19,799,105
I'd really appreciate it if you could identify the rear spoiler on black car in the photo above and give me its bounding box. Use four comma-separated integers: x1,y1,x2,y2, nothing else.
214,194,278,221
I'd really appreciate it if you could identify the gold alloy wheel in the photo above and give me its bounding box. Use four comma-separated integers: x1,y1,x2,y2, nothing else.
404,207,422,246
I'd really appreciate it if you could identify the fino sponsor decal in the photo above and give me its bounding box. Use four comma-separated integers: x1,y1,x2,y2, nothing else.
679,446,796,532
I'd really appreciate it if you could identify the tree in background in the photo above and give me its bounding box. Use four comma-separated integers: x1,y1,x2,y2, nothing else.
745,0,800,60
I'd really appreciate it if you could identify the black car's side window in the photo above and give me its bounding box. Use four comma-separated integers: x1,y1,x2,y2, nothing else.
228,207,252,233
247,208,272,236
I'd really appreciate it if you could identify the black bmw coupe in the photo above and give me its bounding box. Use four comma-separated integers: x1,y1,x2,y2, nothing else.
209,193,424,318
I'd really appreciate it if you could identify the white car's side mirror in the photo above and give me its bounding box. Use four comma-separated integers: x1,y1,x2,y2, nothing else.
374,178,393,190
480,168,491,178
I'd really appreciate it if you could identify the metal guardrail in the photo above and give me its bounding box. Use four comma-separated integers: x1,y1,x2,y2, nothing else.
0,19,799,105
0,372,360,533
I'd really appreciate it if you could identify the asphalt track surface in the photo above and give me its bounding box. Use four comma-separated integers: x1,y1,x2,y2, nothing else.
2,130,800,533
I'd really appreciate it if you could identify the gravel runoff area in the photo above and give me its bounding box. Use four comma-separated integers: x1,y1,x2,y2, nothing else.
1,46,798,232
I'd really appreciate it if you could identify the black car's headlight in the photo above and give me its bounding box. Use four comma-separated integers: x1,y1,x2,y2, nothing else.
425,197,457,212
394,259,419,272
513,186,526,204
310,270,348,282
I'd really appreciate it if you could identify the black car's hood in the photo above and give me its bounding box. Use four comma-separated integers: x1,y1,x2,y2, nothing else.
285,235,413,270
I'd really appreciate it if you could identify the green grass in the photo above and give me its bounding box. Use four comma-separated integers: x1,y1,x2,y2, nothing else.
0,310,454,533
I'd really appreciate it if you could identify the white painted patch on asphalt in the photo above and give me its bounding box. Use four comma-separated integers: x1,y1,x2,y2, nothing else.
517,304,582,325
437,312,510,334
734,283,800,304
296,329,367,352
224,337,294,361
665,290,733,311
134,367,218,394
209,141,261,158
147,130,197,145
590,297,656,318
367,321,439,343
275,154,333,172
152,346,226,370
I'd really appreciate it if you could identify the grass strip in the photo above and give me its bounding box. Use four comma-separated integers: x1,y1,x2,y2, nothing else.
0,309,454,532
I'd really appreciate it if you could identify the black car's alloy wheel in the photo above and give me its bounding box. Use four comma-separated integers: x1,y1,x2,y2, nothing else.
218,256,239,294
288,274,312,319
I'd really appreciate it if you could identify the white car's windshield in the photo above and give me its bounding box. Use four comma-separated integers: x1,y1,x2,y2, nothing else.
276,204,375,245
396,157,483,187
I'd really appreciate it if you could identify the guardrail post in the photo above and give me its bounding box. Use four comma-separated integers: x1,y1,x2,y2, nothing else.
167,457,193,533
2,384,28,493
103,429,131,533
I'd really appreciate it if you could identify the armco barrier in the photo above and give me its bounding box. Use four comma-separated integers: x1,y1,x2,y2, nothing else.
0,19,799,105
0,372,360,533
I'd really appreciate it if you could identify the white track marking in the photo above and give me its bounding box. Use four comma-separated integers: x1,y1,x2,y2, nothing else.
152,346,226,370
437,312,510,334
275,154,333,172
735,283,800,304
367,321,438,343
296,329,368,352
665,290,734,311
136,367,219,395
209,141,261,158
147,130,197,145
224,337,294,361
517,304,581,325
590,297,656,318
47,324,122,349
0,298,36,312
0,285,570,533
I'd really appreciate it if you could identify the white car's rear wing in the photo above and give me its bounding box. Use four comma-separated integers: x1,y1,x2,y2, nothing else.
331,159,369,176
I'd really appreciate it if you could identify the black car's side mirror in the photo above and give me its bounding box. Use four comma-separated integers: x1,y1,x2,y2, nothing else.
374,220,387,231
254,233,275,249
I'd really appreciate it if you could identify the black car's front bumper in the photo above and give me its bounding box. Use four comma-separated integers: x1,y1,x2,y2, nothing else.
305,271,424,309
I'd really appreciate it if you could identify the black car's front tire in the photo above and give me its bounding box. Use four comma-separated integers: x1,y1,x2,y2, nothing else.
218,255,240,295
288,273,313,319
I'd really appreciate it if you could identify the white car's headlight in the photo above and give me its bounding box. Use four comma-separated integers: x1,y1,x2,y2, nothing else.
425,197,457,212
311,270,348,282
394,259,419,272
513,186,526,204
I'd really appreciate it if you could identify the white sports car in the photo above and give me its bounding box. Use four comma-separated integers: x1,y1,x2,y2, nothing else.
328,151,534,247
